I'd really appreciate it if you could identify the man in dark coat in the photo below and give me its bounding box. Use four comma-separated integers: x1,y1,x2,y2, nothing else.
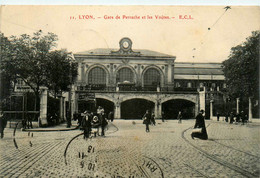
241,111,246,125
97,107,107,136
217,112,220,121
108,111,114,122
230,112,234,124
235,112,240,123
151,112,156,126
143,110,151,132
177,111,183,123
0,111,7,139
81,111,92,139
191,109,208,140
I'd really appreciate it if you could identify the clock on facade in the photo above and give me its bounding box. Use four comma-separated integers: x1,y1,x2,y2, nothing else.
123,41,129,48
120,37,132,51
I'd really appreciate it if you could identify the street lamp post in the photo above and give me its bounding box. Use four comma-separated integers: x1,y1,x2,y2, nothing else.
67,73,72,128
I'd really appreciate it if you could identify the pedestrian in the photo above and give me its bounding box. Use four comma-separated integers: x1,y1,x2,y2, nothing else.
151,112,156,126
97,106,104,115
245,114,248,123
225,112,229,122
27,114,33,128
142,110,151,132
230,112,234,124
22,117,27,129
66,111,71,128
0,111,7,139
217,112,220,121
191,109,208,140
98,107,108,136
81,110,92,139
235,112,240,123
73,112,78,121
177,111,183,123
241,111,246,125
91,114,100,137
78,112,83,126
161,111,165,122
108,111,114,122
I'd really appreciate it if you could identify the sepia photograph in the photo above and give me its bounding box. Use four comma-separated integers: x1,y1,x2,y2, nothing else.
0,4,259,177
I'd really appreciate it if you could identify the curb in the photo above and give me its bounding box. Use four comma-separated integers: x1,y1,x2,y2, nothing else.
21,126,79,132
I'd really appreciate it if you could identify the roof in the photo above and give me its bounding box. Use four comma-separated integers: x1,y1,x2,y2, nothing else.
174,75,225,80
174,68,223,75
174,62,223,75
75,48,174,58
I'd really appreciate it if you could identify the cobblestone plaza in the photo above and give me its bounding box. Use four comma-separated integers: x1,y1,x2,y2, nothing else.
0,119,259,177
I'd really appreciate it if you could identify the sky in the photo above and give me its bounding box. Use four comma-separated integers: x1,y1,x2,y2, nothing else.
0,5,259,63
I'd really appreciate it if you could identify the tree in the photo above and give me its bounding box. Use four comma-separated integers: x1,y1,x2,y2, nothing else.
222,31,259,101
0,33,13,110
0,30,58,113
45,50,78,98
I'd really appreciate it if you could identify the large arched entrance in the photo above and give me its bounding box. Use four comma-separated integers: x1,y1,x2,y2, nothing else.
96,98,114,115
121,99,154,119
162,99,195,119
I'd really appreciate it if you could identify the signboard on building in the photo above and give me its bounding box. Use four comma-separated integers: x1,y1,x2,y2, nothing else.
78,93,95,100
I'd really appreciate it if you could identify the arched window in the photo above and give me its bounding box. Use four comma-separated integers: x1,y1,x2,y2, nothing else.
88,67,106,84
144,68,161,86
116,68,134,83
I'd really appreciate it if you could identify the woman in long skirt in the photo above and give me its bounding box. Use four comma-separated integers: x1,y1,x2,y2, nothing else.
191,110,208,140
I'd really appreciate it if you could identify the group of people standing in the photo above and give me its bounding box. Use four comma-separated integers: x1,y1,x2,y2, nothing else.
142,109,208,140
79,106,113,139
217,111,248,125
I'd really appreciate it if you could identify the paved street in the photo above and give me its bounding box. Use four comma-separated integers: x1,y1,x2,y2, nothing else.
0,119,259,178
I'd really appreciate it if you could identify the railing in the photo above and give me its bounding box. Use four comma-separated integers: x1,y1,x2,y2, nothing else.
77,85,116,91
162,87,197,92
76,85,199,93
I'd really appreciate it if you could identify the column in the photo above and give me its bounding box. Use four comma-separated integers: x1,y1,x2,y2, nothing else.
236,98,240,114
165,65,168,85
199,87,206,112
71,89,78,117
78,63,83,81
39,88,48,126
154,100,161,119
168,64,172,83
59,97,65,121
157,86,160,92
210,100,214,120
158,103,162,119
171,64,174,84
81,63,85,82
114,103,121,119
195,100,199,116
110,63,114,85
63,97,66,121
248,97,252,122
137,64,141,86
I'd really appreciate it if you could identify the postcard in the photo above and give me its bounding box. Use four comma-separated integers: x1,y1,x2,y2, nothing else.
0,5,259,178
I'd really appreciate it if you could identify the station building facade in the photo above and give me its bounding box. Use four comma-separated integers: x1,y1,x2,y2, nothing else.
71,38,225,119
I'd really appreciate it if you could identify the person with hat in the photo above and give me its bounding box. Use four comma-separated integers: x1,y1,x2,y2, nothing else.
191,109,208,140
142,110,151,132
81,110,92,139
